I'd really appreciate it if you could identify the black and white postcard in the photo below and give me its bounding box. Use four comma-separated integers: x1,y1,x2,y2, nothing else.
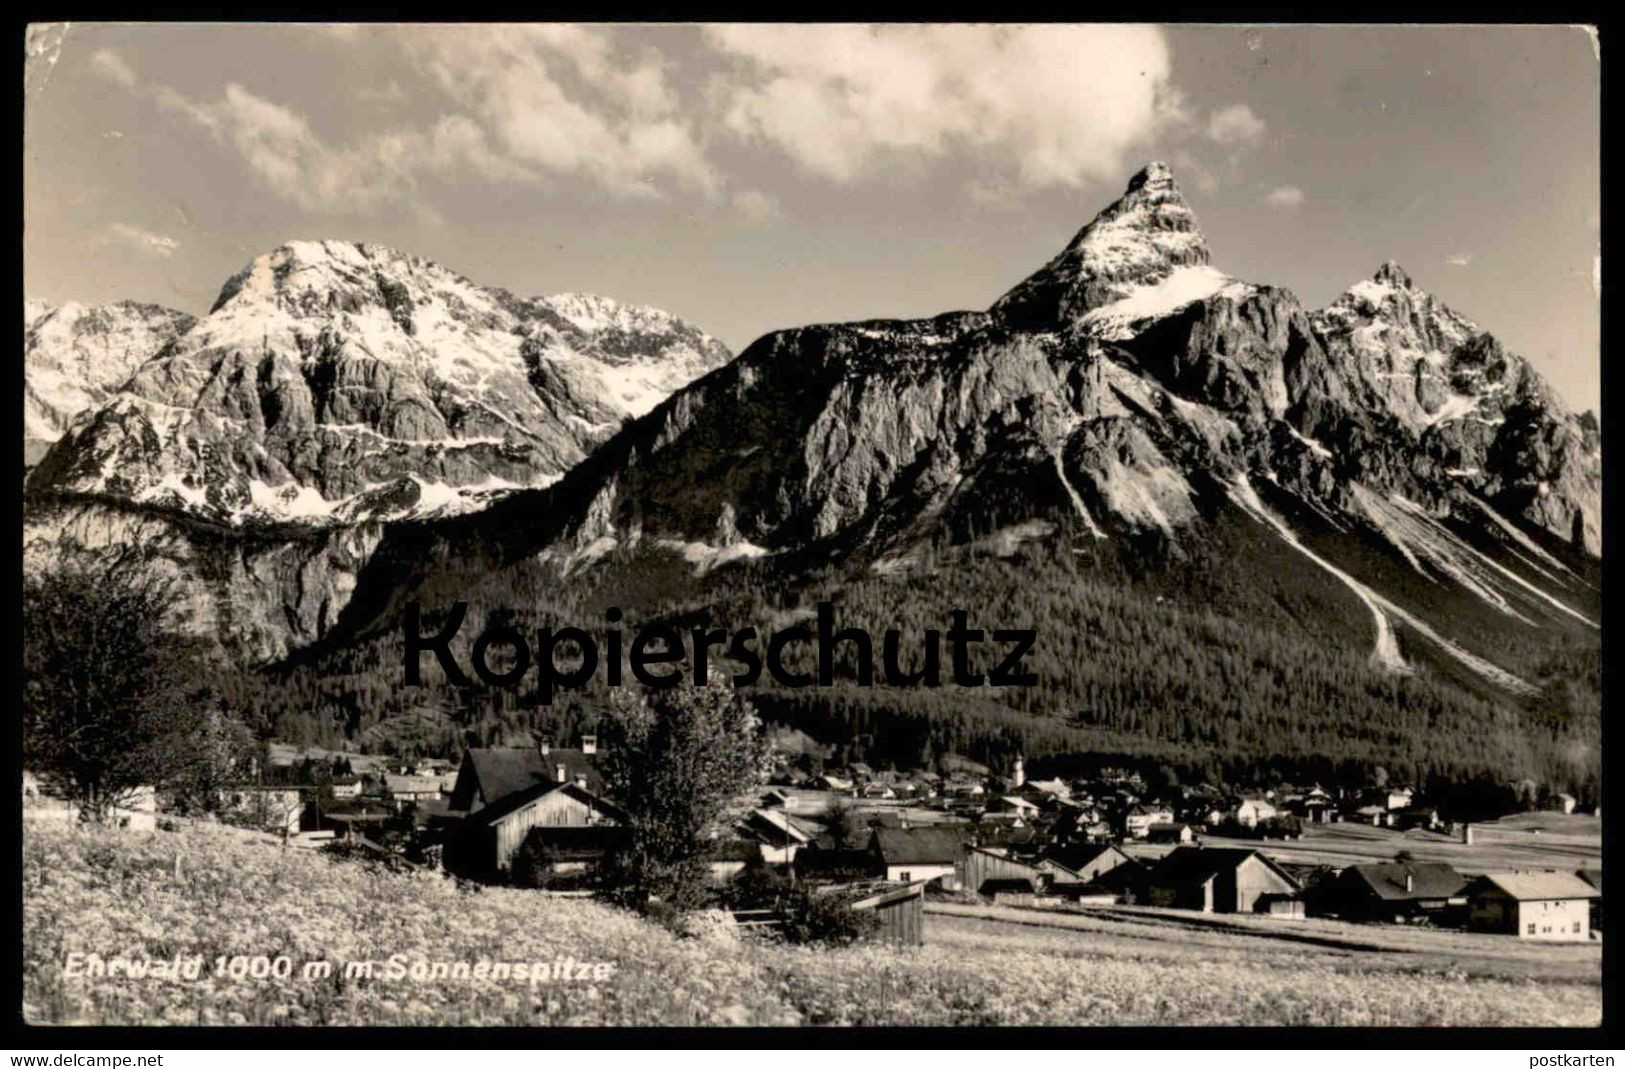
19,21,1605,1043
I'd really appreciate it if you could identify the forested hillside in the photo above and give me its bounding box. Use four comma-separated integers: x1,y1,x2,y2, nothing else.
226,508,1599,797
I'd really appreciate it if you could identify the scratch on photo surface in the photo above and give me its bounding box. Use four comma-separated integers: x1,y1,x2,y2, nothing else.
25,23,72,97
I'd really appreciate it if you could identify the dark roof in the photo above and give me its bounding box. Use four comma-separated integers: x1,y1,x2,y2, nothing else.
1042,843,1123,876
1149,847,1299,891
469,780,624,828
459,747,604,807
1148,822,1191,836
795,848,881,881
871,826,968,865
1089,860,1147,894
1342,862,1467,901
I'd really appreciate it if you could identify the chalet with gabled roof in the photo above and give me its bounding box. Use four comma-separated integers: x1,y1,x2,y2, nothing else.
1466,871,1599,940
447,746,604,816
444,778,625,881
1321,862,1468,921
1146,847,1299,914
869,826,967,886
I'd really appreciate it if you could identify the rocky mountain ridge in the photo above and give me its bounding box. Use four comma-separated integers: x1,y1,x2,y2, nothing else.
23,240,732,658
23,167,1600,690
27,240,732,527
467,162,1597,698
24,298,197,465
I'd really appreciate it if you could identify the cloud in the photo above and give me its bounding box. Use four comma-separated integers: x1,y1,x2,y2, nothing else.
151,82,403,212
402,25,719,200
1263,185,1305,209
1446,253,1472,267
89,48,137,89
731,189,782,224
150,81,525,214
1206,103,1266,147
704,24,1174,193
125,26,1235,214
99,223,178,258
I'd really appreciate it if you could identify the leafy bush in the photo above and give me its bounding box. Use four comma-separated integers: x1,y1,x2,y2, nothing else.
780,890,883,947
720,863,790,910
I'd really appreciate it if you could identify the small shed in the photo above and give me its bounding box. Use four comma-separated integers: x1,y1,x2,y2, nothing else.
848,881,927,946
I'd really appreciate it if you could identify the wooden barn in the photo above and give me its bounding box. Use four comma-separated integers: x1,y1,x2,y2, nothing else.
445,779,624,881
1146,847,1300,914
846,881,927,946
1318,862,1468,922
959,844,1048,896
1038,843,1134,887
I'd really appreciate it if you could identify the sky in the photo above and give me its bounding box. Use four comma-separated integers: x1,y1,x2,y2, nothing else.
23,23,1601,413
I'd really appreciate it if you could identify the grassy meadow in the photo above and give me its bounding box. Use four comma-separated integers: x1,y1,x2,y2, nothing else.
22,813,1601,1027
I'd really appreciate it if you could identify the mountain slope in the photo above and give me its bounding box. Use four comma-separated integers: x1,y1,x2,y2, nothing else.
306,164,1598,712
22,167,1600,790
23,240,733,660
23,299,197,465
1310,262,1601,555
28,241,732,526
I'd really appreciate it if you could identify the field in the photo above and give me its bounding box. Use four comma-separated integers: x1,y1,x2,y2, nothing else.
22,813,1601,1027
1120,812,1603,875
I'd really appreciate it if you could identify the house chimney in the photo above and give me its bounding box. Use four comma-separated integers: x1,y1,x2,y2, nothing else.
1405,871,1414,893
574,774,588,790
556,763,568,784
581,735,597,756
539,738,551,756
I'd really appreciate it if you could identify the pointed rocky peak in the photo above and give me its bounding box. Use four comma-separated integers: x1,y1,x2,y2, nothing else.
1316,260,1480,356
1372,260,1413,288
992,162,1213,329
1127,159,1178,193
1067,160,1204,254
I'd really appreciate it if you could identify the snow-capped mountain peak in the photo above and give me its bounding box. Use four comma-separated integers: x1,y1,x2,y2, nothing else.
992,161,1212,328
28,241,732,533
24,298,197,464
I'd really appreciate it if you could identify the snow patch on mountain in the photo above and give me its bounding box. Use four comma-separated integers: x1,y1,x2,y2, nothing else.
24,299,196,452
1082,265,1251,341
655,537,771,576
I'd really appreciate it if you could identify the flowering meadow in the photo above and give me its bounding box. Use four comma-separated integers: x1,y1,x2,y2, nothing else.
22,815,792,1026
23,814,1602,1027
